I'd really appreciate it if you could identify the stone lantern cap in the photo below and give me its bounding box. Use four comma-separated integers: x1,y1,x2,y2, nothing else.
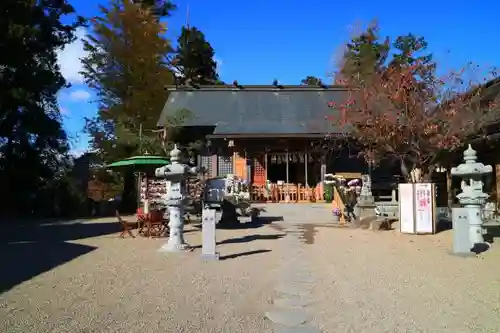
451,145,492,176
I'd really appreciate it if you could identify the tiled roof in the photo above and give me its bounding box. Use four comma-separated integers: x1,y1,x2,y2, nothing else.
157,85,352,136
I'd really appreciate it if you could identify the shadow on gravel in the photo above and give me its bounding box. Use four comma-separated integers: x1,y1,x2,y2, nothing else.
220,249,272,260
216,216,284,230
484,227,500,243
193,234,284,249
0,221,123,244
0,221,122,294
0,241,97,294
219,234,284,245
435,219,453,234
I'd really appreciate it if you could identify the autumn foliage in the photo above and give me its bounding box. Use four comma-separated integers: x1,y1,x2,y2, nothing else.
328,60,499,180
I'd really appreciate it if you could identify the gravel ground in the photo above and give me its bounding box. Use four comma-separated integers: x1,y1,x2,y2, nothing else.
262,204,500,333
0,218,286,333
2,204,500,333
306,225,500,333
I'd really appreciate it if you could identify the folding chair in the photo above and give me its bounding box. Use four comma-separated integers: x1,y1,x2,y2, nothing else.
116,210,136,238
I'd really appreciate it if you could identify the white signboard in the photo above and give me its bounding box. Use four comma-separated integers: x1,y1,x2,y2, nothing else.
399,183,415,233
399,183,436,234
414,183,435,234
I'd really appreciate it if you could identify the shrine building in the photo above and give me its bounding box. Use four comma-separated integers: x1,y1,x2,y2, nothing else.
157,83,396,203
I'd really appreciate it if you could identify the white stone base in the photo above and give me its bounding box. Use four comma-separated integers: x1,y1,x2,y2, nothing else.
158,240,190,253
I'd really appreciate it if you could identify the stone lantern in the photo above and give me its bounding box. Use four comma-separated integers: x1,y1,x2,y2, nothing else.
451,145,492,247
155,145,198,252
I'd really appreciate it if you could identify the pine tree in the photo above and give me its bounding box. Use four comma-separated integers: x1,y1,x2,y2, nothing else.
301,76,324,85
389,34,436,88
339,23,390,83
172,26,220,85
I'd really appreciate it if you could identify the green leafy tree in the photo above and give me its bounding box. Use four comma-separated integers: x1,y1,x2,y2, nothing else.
389,34,436,94
0,0,83,216
81,0,178,211
172,26,221,85
301,76,324,85
339,23,390,83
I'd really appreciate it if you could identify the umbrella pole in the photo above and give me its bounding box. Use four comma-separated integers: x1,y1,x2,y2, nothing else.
136,172,142,209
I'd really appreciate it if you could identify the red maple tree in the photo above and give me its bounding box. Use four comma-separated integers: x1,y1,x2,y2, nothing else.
328,62,499,182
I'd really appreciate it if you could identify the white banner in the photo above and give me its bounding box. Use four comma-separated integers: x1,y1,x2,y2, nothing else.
415,183,435,233
399,183,415,233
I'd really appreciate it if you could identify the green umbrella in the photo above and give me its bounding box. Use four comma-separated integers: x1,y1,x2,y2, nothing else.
106,155,170,208
106,155,170,169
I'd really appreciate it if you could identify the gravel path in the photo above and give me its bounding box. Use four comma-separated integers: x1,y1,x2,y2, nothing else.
260,204,500,333
0,219,286,333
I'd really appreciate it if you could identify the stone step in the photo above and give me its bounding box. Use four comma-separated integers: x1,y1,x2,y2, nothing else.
265,310,311,326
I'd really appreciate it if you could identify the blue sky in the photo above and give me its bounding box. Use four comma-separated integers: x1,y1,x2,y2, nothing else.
59,0,500,155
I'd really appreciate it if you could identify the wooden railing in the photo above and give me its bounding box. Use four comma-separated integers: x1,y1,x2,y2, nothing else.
250,183,324,203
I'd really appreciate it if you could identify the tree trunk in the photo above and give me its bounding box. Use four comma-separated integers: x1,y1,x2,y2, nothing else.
400,159,410,182
120,171,137,214
421,165,435,183
446,170,453,210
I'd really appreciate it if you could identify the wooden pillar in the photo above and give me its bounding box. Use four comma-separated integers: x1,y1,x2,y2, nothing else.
447,169,453,209
285,151,289,183
264,151,268,182
245,151,252,184
319,154,327,202
210,154,217,178
304,150,308,187
285,151,290,202
320,155,326,183
232,151,236,174
495,164,500,208
304,150,309,201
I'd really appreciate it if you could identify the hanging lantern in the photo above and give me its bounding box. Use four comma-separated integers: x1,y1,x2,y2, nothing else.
277,155,282,164
292,153,298,163
299,154,304,163
271,155,277,163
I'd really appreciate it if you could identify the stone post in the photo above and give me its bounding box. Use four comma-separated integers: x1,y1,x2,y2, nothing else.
201,207,219,261
451,145,492,249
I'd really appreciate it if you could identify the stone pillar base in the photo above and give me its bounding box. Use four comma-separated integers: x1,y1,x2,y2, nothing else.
356,201,377,220
201,253,220,261
159,240,190,253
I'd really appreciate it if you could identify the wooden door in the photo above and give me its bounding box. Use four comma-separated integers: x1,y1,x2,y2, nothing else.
234,153,247,180
253,156,266,185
